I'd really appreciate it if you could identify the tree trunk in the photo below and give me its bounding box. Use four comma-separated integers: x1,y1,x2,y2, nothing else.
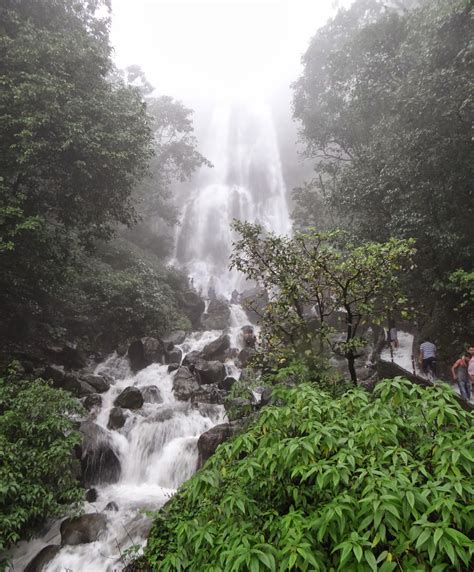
347,350,358,386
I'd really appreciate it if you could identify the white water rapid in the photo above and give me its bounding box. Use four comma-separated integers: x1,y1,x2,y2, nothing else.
174,99,292,297
10,308,252,572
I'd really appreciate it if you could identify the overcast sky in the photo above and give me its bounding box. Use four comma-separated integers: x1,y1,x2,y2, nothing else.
110,0,345,102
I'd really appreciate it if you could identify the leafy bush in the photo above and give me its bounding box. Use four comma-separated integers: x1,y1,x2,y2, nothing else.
0,370,84,556
146,378,473,571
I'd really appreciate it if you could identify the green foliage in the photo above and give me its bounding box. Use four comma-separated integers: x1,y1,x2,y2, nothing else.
231,221,414,382
292,0,473,359
145,378,473,571
0,367,84,555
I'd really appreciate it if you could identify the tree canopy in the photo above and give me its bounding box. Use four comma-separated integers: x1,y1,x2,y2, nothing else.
292,0,473,358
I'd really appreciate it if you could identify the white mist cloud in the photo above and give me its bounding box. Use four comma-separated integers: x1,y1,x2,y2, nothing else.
110,0,344,100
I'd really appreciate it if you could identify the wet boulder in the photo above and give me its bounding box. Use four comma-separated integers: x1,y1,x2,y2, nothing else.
128,337,164,372
25,545,61,572
192,385,226,405
218,376,237,391
238,347,257,368
181,291,206,329
201,334,231,362
81,374,110,393
60,513,107,545
107,407,126,430
165,347,182,365
173,366,200,401
224,397,254,421
44,343,86,370
44,366,95,397
105,501,119,512
141,384,163,404
85,488,98,502
80,421,121,486
168,363,179,374
114,386,144,410
195,359,226,385
182,350,202,369
197,421,243,466
201,299,231,330
83,393,102,411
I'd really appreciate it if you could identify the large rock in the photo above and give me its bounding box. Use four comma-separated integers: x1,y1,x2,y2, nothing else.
201,334,231,362
201,299,231,330
141,385,162,404
173,366,200,401
165,347,182,365
224,397,253,421
83,393,102,411
181,291,206,329
46,369,95,397
107,407,126,430
25,545,61,572
195,359,226,385
192,385,226,405
81,374,110,393
182,350,202,369
80,421,121,486
218,376,237,391
60,513,107,545
114,386,144,410
197,421,243,466
128,337,164,372
238,347,257,368
44,344,86,370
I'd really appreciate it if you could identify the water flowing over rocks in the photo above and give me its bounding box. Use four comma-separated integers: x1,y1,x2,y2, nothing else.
201,333,231,361
80,421,121,487
107,406,127,430
173,366,200,401
201,298,231,330
24,545,61,572
128,337,164,372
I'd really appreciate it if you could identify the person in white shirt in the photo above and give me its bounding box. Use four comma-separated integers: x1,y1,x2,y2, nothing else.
419,340,437,377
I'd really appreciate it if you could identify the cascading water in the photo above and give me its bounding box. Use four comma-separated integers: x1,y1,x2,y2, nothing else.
10,100,291,571
174,99,292,296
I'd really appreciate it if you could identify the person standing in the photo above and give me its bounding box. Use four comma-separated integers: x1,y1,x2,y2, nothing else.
419,340,437,379
468,347,474,392
451,352,471,401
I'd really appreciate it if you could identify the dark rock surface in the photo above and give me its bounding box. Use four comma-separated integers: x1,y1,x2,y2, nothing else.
141,384,162,404
197,421,243,466
128,337,164,372
60,513,107,545
85,488,98,502
104,501,119,512
167,363,179,373
182,350,201,369
218,376,237,391
181,291,206,329
162,330,186,346
201,334,231,362
192,385,226,405
81,374,110,393
195,359,226,385
80,421,121,486
173,366,200,401
165,347,182,365
83,393,102,411
25,545,61,572
201,298,231,330
237,347,256,368
44,344,86,370
107,406,126,430
114,386,144,410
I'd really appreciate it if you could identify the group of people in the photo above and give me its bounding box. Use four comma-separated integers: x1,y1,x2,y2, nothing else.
419,340,474,402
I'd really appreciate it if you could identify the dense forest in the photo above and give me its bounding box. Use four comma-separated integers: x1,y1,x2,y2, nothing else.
0,0,472,571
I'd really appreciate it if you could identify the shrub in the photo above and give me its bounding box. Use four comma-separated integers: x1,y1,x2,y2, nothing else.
0,369,84,557
146,378,473,571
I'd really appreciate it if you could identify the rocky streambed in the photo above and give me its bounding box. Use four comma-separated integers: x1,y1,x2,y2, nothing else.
9,302,263,572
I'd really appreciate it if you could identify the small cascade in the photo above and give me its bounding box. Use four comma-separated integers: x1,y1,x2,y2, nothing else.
10,305,255,572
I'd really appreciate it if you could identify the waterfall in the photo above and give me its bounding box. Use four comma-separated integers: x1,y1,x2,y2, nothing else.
9,100,290,571
174,99,292,297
